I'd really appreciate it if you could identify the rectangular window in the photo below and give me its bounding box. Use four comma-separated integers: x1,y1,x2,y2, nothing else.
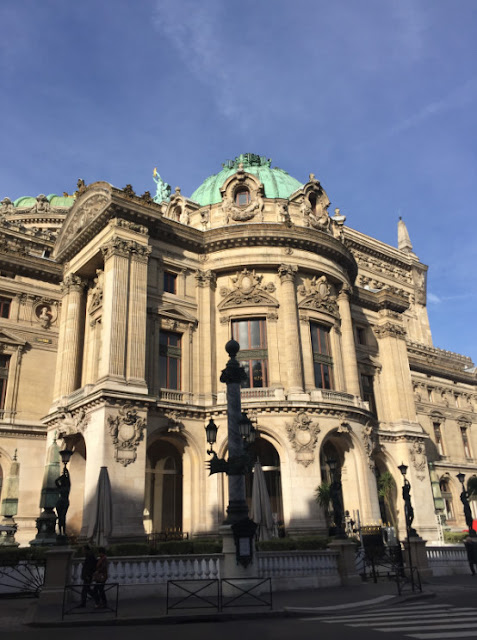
356,326,367,346
0,355,10,411
310,322,333,390
433,422,444,456
461,427,472,459
231,318,268,388
361,374,376,415
159,331,181,390
163,272,177,294
0,298,11,319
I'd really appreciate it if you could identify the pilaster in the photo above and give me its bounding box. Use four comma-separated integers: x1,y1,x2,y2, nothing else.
56,274,86,397
126,246,151,385
278,264,306,398
374,311,416,423
337,285,360,396
195,270,217,405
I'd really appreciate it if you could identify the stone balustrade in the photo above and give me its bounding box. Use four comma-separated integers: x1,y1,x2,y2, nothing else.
71,554,221,586
426,545,469,575
71,549,341,595
257,550,339,577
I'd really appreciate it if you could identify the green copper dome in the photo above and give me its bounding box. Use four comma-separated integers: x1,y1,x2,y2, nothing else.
12,194,75,209
190,154,303,206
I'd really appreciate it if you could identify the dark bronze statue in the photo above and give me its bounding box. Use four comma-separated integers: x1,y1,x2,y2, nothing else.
55,468,71,537
402,477,417,536
330,477,345,537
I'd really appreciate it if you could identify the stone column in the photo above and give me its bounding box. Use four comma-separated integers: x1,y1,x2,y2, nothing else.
337,285,360,396
278,264,305,398
126,246,151,386
299,313,315,391
374,313,416,423
98,239,132,383
56,275,86,397
195,270,217,405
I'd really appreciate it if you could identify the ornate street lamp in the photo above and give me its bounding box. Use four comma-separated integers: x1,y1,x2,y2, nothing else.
457,471,475,537
206,340,257,568
327,458,346,538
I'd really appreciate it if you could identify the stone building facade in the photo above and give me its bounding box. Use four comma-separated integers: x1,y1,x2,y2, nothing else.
0,153,475,546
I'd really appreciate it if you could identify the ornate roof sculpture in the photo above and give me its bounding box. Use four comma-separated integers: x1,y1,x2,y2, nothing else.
190,153,303,206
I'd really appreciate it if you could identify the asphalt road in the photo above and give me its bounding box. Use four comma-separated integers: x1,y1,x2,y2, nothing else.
5,589,477,640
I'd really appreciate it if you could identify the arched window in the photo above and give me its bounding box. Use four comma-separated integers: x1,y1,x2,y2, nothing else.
145,440,183,535
440,477,454,521
235,188,250,206
308,192,317,213
232,318,268,388
310,322,333,389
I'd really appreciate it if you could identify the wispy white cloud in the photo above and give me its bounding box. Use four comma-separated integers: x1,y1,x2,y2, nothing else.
153,0,252,128
388,76,477,137
427,292,441,304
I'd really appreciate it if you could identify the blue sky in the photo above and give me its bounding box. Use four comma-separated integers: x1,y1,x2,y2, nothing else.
1,0,476,362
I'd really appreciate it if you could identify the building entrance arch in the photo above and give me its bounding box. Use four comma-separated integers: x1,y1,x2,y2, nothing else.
245,438,284,530
145,438,183,535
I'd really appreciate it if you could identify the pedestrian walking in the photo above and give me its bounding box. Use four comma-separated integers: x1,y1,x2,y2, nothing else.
92,547,108,609
80,545,97,607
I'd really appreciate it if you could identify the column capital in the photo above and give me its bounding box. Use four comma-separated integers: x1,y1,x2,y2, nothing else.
195,269,217,288
338,283,353,299
374,322,407,340
278,263,298,283
101,238,151,261
60,274,86,295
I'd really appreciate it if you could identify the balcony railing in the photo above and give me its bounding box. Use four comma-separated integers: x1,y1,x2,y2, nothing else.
158,389,193,404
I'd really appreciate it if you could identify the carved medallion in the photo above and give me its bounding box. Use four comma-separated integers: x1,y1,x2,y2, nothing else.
286,411,320,467
107,403,146,466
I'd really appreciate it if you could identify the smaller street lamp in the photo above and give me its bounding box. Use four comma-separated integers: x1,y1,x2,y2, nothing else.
59,448,73,467
205,419,218,454
398,463,408,477
238,412,253,441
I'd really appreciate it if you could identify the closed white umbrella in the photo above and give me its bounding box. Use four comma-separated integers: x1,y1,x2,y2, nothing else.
88,467,113,547
251,461,274,541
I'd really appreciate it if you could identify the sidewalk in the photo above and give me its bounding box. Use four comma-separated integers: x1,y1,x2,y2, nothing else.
2,574,476,629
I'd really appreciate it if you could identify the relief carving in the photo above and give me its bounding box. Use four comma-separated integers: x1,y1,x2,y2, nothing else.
89,269,104,313
57,409,88,439
286,411,320,467
107,403,146,467
62,192,109,246
218,269,278,309
374,322,407,339
297,275,338,315
362,422,379,469
410,440,427,481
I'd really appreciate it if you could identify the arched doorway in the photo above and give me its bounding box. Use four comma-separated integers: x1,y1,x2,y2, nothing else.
245,438,284,529
62,433,86,538
145,439,183,535
319,440,344,531
375,459,398,530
